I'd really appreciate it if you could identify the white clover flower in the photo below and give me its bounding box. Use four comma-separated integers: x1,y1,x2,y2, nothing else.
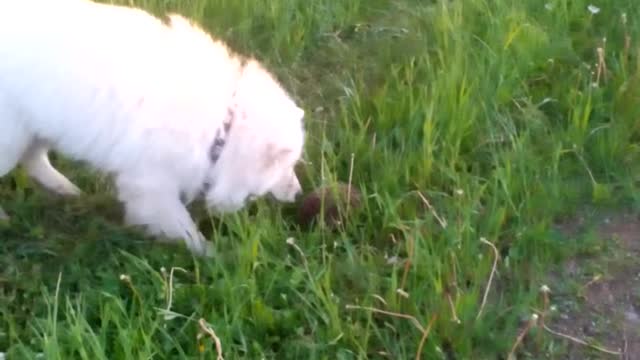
588,5,600,14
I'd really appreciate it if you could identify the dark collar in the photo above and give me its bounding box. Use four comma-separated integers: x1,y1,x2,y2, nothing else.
200,107,235,194
209,107,234,163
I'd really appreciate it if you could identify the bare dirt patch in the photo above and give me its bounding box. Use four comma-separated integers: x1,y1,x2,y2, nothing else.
548,211,640,359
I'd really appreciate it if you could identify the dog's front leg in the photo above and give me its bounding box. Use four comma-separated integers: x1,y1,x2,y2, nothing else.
116,176,211,256
124,194,210,256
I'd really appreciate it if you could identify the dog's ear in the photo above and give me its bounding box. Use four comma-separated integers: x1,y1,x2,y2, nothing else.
263,143,294,169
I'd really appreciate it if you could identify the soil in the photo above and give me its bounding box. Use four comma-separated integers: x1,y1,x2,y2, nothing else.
548,211,640,359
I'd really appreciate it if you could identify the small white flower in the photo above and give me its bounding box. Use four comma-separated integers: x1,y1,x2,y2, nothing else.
540,284,551,293
286,237,296,245
455,189,464,195
386,255,399,265
588,5,600,14
545,3,553,10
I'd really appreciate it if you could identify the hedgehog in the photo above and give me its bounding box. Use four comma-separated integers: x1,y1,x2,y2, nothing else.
297,182,362,229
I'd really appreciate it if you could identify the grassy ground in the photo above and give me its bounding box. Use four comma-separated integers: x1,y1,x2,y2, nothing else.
1,0,640,358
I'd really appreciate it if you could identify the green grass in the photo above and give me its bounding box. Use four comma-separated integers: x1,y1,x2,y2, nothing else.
1,0,640,358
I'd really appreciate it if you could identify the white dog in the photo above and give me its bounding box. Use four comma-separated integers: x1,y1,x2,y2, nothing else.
0,0,306,255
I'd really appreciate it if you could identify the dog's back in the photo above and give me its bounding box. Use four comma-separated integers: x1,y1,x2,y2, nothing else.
0,0,242,173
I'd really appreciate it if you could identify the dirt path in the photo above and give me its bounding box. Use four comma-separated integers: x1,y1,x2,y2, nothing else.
549,211,640,359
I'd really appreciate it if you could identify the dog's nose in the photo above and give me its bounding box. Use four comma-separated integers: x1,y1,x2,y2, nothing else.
289,181,303,202
284,190,299,203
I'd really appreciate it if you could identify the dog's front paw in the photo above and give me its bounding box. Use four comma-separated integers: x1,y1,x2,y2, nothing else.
0,206,9,222
204,241,215,258
186,233,214,258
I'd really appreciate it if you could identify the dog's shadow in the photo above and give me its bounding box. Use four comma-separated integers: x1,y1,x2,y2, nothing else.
0,158,308,268
0,181,290,260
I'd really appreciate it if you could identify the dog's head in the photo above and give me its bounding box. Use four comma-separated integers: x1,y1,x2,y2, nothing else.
204,60,305,213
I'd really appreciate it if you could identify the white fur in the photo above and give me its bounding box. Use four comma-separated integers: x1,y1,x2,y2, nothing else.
0,0,305,255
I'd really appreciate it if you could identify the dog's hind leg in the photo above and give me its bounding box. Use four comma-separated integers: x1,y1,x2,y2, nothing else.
21,143,82,196
0,113,33,220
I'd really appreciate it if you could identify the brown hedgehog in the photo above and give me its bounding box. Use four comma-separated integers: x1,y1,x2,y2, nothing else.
297,182,362,229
